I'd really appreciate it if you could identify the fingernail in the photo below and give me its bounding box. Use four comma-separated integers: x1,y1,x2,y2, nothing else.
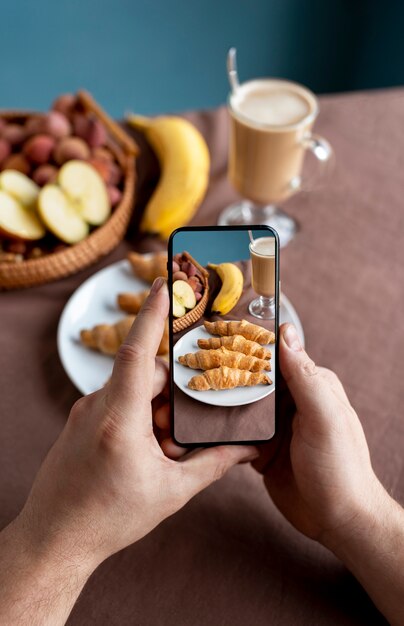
283,324,302,351
150,277,166,295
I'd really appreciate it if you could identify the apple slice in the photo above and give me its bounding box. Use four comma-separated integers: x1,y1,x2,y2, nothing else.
0,170,40,208
173,280,196,315
58,160,110,226
38,185,89,244
0,190,45,241
173,294,186,318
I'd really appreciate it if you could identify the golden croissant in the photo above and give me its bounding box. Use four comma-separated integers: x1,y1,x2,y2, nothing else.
179,347,270,372
204,319,275,345
197,334,271,359
117,290,150,314
127,251,167,283
188,366,271,391
80,316,169,356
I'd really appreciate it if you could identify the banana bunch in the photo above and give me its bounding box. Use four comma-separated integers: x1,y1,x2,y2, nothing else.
126,114,210,239
208,262,244,315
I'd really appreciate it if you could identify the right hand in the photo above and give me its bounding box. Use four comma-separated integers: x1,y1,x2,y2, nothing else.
254,323,387,549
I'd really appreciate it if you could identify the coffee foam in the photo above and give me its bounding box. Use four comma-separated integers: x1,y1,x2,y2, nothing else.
231,80,314,128
251,237,276,256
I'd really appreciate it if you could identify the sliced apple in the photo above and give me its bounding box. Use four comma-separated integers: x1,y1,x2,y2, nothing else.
0,170,40,208
173,294,186,318
0,190,45,241
173,279,196,317
38,185,89,244
58,160,110,225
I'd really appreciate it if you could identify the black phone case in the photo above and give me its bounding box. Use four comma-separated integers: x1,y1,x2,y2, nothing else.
168,225,280,447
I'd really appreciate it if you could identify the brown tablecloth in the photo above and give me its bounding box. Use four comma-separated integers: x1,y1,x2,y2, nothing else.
174,260,276,445
2,88,404,625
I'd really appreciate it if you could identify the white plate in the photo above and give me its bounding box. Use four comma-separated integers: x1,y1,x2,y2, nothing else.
174,325,275,407
58,259,305,396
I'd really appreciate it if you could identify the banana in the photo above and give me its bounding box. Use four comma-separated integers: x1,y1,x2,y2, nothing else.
126,114,210,239
208,262,244,315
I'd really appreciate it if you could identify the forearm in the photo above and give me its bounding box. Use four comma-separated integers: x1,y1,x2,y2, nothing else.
0,515,95,626
326,483,404,626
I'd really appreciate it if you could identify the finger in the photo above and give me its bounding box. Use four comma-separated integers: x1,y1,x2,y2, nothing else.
154,404,170,430
153,357,169,399
161,437,188,460
107,278,169,418
179,445,259,498
279,323,345,424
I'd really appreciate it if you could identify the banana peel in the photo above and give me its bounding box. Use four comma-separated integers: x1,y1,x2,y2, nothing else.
126,113,210,239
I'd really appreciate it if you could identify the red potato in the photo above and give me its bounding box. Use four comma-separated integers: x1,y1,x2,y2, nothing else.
86,117,107,148
7,240,27,255
0,119,6,133
172,261,180,273
52,93,77,118
0,139,11,164
195,292,202,302
107,185,122,207
107,161,122,186
1,124,26,146
72,112,89,139
53,137,90,165
173,271,188,282
173,253,182,264
87,157,110,183
92,146,114,163
43,111,71,139
32,164,58,186
25,116,45,137
23,135,56,165
181,261,192,274
188,276,203,293
2,154,30,175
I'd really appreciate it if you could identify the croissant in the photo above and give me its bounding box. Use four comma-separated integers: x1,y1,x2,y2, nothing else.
127,251,167,282
204,319,275,345
188,366,271,391
179,347,270,372
197,334,271,359
117,290,150,314
80,316,169,356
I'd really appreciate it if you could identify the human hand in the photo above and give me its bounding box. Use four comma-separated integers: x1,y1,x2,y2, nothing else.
254,323,387,549
17,278,258,571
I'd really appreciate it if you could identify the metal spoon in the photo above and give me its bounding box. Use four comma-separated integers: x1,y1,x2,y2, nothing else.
227,47,239,94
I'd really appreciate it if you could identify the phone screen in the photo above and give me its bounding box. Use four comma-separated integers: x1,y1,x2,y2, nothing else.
169,226,279,445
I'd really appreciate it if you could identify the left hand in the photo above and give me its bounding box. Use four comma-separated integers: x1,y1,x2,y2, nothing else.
17,277,258,570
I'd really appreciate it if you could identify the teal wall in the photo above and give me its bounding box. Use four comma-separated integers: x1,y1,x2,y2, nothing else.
0,1,402,118
172,229,274,266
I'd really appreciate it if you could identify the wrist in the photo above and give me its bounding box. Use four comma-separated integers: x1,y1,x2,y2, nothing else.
321,476,395,562
10,508,99,584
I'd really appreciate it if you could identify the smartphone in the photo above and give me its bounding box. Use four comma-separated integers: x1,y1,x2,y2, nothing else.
168,225,279,446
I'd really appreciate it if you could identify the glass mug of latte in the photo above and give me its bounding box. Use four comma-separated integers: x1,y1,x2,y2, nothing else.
249,236,276,319
219,68,333,247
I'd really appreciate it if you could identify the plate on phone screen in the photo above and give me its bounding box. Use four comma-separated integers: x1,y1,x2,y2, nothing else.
58,259,304,396
173,325,276,407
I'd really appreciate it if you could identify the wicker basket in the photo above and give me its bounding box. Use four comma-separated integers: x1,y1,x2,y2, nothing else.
173,251,209,333
0,90,139,290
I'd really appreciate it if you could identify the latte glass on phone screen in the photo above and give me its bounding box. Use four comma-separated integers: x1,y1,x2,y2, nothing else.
169,226,278,446
249,237,276,320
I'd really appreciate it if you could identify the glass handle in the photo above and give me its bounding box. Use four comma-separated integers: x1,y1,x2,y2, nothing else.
302,133,333,162
295,133,335,192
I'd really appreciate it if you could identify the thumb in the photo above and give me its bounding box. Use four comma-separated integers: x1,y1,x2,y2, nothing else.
279,323,327,417
179,445,259,499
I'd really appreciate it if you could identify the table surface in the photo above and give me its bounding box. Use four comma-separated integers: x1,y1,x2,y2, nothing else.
2,88,404,625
